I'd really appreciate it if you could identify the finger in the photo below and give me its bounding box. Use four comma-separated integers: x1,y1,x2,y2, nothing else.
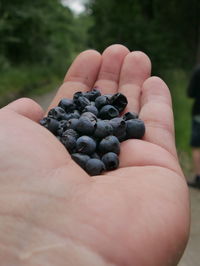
94,44,130,94
48,50,102,111
139,76,177,158
2,98,44,122
119,51,151,113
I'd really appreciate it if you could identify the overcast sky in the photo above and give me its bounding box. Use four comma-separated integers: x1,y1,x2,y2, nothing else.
61,0,85,14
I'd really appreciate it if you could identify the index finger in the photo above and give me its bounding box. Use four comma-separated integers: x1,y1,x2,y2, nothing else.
47,50,102,112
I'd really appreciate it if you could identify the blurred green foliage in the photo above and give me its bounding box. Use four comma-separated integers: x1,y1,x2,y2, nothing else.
87,0,200,73
0,0,92,105
164,70,192,151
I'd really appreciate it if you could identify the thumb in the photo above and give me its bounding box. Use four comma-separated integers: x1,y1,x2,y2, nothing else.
3,97,44,122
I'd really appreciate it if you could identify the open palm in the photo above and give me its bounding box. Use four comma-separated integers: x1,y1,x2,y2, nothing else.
0,45,189,266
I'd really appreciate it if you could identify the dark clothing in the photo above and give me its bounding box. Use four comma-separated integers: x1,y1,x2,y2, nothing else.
187,65,200,115
190,116,200,147
188,65,200,147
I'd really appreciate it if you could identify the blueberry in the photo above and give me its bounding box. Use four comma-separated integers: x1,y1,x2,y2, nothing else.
62,113,73,120
126,119,145,139
61,135,77,153
76,136,96,155
83,105,99,116
70,110,81,119
62,110,80,120
123,112,139,121
84,89,101,101
101,152,119,170
40,117,59,135
48,107,66,120
85,159,105,176
58,98,75,112
57,120,69,136
61,129,79,152
98,135,120,155
76,116,95,135
73,91,83,102
99,105,119,119
103,94,113,100
90,152,100,160
71,153,90,169
110,93,128,113
94,120,113,138
39,117,49,126
81,112,97,125
62,129,79,139
109,117,126,141
75,96,91,111
65,118,79,130
90,101,96,106
95,95,110,109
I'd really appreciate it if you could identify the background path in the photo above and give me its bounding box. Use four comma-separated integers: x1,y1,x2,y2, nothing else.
31,90,200,266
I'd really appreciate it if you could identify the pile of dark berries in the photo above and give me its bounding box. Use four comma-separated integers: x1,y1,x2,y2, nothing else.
39,89,145,176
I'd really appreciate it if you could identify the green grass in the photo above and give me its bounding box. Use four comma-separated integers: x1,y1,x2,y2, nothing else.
163,69,193,175
0,65,63,107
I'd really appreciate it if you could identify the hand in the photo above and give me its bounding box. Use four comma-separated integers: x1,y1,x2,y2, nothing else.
0,45,189,266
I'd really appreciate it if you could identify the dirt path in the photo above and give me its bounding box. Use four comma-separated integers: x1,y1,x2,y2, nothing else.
31,90,200,266
31,88,58,111
178,187,200,266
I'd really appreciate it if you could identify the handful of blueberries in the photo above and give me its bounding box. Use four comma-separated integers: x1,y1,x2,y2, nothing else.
39,89,145,176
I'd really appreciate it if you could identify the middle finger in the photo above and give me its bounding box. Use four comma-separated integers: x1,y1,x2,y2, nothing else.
94,44,130,95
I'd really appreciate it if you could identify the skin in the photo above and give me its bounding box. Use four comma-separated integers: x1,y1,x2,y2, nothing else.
191,148,200,175
0,44,190,266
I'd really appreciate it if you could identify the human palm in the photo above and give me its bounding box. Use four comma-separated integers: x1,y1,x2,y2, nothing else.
0,45,189,266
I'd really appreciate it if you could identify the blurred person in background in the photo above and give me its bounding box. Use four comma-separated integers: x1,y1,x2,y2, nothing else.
187,64,200,188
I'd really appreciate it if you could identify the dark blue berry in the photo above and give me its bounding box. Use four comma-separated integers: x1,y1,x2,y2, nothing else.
71,153,90,169
57,120,69,136
101,152,119,170
110,93,128,113
99,105,119,119
40,117,59,135
73,91,83,102
66,118,79,130
81,112,97,126
83,105,99,116
76,116,95,135
90,152,100,160
94,120,113,138
109,117,126,141
61,129,79,153
98,135,120,155
61,134,77,153
62,129,79,139
62,110,80,120
39,117,48,126
70,110,81,119
85,159,105,176
95,95,110,109
58,98,75,112
48,107,66,120
75,96,91,111
76,136,96,155
126,119,145,139
123,112,138,121
84,89,101,101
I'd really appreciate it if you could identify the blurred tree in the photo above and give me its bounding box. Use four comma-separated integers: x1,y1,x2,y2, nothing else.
0,0,75,68
87,0,200,72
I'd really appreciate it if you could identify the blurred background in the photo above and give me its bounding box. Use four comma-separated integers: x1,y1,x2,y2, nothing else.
0,0,199,264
